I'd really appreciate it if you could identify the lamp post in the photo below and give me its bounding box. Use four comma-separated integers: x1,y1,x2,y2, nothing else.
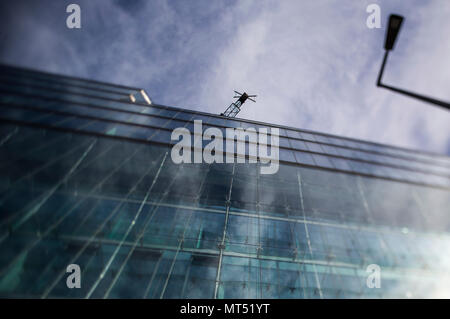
377,14,450,111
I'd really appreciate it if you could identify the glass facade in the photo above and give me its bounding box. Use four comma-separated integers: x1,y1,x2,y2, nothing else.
0,63,450,298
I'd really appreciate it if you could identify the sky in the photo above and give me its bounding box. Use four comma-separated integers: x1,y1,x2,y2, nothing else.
0,0,449,156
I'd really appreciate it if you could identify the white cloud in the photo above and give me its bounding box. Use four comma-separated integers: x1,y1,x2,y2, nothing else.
181,0,450,155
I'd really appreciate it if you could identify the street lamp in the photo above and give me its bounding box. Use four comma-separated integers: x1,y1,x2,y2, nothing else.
377,14,450,111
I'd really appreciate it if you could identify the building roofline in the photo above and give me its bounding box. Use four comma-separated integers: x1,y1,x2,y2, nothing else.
153,102,450,162
0,63,143,92
1,62,447,161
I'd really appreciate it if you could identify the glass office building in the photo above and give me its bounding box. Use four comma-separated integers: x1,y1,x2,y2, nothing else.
0,63,450,299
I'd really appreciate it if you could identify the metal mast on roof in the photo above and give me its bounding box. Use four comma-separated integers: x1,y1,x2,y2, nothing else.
220,91,257,117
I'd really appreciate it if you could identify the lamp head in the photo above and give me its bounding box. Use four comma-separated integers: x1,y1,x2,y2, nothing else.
384,14,404,51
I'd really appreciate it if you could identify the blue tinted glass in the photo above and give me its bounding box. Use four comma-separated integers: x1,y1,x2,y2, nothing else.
2,65,450,300
294,151,315,165
305,142,324,153
280,149,296,162
290,139,309,151
312,154,335,168
286,130,302,139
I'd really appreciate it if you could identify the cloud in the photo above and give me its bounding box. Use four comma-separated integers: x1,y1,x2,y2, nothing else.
187,0,450,155
0,0,449,155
